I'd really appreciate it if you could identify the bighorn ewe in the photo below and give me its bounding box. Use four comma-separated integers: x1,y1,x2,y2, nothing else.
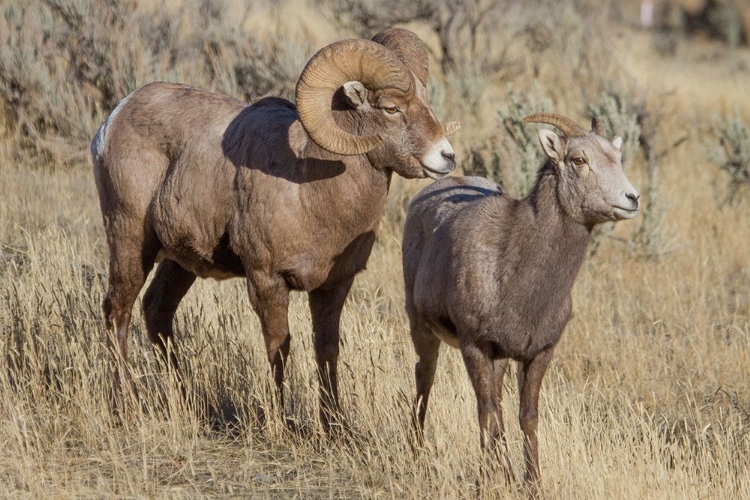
402,114,639,488
92,28,457,429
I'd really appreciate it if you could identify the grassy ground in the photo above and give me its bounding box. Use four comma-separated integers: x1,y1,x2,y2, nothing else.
1,1,749,498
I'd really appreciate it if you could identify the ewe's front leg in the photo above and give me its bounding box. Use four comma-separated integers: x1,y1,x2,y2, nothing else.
247,275,292,416
461,342,502,458
493,358,515,483
517,347,554,493
308,276,355,433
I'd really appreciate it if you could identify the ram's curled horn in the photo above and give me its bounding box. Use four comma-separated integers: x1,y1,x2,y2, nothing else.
296,39,411,156
371,28,429,86
591,116,604,135
443,121,461,136
522,113,586,137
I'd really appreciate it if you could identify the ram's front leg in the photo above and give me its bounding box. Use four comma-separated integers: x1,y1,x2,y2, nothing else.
308,276,355,434
247,274,292,419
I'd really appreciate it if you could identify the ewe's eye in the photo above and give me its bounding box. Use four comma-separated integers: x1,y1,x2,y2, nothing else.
384,107,399,115
572,157,586,166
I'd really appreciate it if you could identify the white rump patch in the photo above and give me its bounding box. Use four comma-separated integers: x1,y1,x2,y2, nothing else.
92,90,136,159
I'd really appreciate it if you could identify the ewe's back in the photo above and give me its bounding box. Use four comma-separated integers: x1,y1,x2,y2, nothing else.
402,176,502,319
403,176,501,245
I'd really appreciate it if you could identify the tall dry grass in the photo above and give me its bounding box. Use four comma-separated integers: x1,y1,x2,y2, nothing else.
1,0,749,498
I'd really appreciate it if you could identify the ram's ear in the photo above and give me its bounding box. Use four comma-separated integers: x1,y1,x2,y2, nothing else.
342,81,371,111
538,129,564,164
612,136,623,150
443,121,461,136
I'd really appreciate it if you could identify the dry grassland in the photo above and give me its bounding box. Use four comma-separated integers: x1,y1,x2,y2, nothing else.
1,1,749,498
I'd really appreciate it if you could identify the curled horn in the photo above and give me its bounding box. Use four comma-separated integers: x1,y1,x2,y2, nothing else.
296,39,411,156
373,29,462,138
371,28,429,86
522,113,586,137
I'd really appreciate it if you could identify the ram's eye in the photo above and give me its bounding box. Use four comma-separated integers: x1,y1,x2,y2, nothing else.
384,107,399,115
572,157,586,166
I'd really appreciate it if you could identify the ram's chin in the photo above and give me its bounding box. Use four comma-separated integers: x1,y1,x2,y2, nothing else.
420,167,449,180
612,206,639,220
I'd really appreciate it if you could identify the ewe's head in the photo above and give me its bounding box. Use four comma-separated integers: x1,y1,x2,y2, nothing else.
295,29,457,180
524,113,640,224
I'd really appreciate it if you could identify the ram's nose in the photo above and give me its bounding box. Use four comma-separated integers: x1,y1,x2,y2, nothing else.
626,191,640,210
442,150,456,166
421,138,456,179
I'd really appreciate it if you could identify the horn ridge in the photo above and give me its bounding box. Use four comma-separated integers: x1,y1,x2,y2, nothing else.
372,28,429,86
522,113,586,137
296,39,411,156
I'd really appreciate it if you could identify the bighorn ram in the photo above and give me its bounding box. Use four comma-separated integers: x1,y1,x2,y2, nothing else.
92,28,457,429
402,114,639,489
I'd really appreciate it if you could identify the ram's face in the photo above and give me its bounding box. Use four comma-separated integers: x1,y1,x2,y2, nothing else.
341,75,456,180
375,78,456,180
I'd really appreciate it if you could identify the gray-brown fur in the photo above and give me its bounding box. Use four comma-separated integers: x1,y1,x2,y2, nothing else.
92,29,457,429
402,114,639,491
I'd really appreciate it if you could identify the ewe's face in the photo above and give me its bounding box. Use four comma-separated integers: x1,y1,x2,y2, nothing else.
539,130,640,224
345,76,456,179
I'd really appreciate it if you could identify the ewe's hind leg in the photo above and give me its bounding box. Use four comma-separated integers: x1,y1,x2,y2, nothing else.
102,221,160,405
143,260,196,372
408,317,440,446
308,276,355,433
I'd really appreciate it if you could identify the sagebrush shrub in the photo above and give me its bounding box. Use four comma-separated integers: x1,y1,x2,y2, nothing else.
708,115,750,205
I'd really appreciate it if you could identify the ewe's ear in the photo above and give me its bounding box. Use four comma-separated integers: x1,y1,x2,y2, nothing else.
343,81,370,111
538,129,564,164
612,136,623,150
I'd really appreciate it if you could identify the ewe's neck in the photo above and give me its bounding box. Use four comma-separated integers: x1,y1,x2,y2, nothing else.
515,164,592,282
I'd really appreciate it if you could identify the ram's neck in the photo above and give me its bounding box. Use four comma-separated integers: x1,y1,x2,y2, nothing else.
290,124,391,232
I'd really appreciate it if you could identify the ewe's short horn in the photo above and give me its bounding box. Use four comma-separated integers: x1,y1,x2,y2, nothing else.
372,28,429,86
591,116,604,135
522,113,586,137
296,39,411,156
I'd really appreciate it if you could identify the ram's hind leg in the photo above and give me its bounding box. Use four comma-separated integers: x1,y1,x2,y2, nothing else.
143,260,196,372
102,218,160,409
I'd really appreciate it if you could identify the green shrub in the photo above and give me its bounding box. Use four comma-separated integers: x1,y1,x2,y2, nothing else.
495,88,553,197
0,0,310,164
463,88,552,198
708,115,750,205
587,90,642,169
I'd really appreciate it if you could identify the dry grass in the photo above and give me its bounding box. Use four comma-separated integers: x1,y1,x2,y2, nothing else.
1,0,749,498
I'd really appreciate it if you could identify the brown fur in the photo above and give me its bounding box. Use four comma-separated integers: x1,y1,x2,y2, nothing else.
92,32,455,429
402,119,639,491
